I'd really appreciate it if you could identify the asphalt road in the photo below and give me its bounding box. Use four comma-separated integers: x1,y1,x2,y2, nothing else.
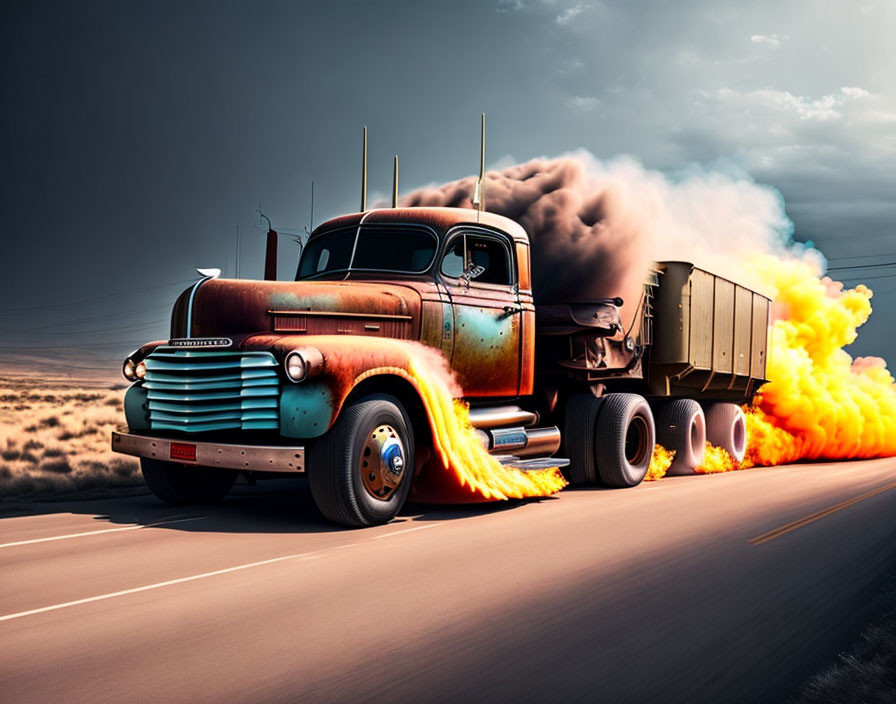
2,458,896,703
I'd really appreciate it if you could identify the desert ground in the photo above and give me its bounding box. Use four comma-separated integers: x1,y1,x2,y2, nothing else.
0,373,143,509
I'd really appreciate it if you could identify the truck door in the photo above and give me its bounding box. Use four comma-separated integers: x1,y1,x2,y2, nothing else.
440,228,522,397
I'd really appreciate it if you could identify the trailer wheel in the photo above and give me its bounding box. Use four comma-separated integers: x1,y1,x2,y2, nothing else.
656,399,706,475
595,393,655,488
704,403,747,462
562,394,604,485
307,394,414,528
140,458,236,505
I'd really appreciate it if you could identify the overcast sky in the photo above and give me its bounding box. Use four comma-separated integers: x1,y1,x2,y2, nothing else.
1,0,894,372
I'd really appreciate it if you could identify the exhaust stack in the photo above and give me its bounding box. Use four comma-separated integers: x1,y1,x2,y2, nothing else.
263,228,278,280
392,155,399,208
361,126,368,212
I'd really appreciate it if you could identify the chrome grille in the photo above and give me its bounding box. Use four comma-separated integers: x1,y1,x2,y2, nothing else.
143,347,279,433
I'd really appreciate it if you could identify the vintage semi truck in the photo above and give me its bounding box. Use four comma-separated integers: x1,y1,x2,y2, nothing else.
111,202,770,527
112,119,768,526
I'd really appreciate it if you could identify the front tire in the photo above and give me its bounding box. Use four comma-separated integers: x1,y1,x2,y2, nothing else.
140,458,236,505
307,395,414,527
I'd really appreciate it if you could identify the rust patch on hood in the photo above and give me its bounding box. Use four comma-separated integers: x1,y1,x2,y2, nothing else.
180,279,423,339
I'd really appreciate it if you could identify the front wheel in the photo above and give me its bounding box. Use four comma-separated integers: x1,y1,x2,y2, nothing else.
307,395,414,528
140,458,236,505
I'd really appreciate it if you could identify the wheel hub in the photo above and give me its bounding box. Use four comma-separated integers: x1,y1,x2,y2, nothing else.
360,424,406,501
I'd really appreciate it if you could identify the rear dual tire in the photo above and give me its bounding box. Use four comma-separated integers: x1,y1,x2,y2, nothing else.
564,393,655,488
654,401,747,474
704,403,747,463
656,399,706,475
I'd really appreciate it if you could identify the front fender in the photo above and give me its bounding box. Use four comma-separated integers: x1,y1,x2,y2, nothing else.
244,334,450,439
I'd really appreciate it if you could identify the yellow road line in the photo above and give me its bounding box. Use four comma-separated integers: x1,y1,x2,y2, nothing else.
750,479,896,545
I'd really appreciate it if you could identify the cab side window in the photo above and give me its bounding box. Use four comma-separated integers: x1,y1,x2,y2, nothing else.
440,233,513,286
441,238,465,278
468,237,511,285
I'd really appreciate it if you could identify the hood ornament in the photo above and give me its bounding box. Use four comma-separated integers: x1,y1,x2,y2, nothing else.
183,267,221,339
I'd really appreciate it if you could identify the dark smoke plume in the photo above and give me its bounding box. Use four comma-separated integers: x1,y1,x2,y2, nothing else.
402,156,654,317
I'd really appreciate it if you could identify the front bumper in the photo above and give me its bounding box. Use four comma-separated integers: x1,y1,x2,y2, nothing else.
111,428,304,473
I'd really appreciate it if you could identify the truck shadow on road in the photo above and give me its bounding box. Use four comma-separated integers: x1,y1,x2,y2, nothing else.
3,477,575,535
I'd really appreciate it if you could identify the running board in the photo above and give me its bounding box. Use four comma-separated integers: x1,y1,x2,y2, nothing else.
495,456,571,471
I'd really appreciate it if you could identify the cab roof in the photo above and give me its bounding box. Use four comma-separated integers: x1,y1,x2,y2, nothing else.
311,207,530,245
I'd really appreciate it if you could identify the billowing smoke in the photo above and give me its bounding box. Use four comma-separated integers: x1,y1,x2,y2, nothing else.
403,154,655,321
402,150,812,322
403,151,896,468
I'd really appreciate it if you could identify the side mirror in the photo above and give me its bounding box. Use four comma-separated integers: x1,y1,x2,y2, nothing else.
460,264,486,285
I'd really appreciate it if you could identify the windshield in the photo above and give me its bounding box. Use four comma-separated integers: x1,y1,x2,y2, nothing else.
297,226,437,280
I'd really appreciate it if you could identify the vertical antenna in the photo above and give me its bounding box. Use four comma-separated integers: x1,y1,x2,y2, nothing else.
479,113,486,213
235,225,241,278
472,113,486,218
361,126,368,212
391,155,399,208
309,181,314,232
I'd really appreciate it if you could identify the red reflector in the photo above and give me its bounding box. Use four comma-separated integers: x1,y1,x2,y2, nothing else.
170,442,197,462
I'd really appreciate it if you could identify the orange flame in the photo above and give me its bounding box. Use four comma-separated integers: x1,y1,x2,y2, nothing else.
646,444,675,481
677,256,896,476
695,443,737,474
408,358,567,500
747,256,896,463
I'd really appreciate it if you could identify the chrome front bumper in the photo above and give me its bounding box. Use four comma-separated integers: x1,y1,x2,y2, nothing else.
111,429,304,473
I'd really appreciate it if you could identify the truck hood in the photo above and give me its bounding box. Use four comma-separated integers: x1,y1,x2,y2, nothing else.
174,279,422,341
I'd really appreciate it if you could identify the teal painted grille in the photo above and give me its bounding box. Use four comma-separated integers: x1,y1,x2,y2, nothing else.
143,347,280,433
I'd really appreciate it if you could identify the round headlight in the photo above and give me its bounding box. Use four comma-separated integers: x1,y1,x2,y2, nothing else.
285,352,307,382
135,361,147,379
123,359,137,381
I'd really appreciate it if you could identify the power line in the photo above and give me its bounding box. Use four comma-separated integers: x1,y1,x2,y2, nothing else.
0,302,174,333
1,319,169,338
836,273,896,282
0,278,193,316
827,261,896,272
0,354,124,369
0,340,156,351
827,252,896,262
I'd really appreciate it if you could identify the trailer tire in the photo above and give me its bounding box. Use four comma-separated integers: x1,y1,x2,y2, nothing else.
562,394,604,485
140,458,236,505
656,399,706,475
307,394,414,528
595,393,655,488
704,403,747,462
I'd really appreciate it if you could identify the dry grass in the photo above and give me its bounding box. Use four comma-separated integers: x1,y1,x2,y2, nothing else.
0,373,146,506
795,584,896,703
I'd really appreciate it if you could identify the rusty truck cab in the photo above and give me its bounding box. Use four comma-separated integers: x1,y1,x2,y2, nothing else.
300,207,535,400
